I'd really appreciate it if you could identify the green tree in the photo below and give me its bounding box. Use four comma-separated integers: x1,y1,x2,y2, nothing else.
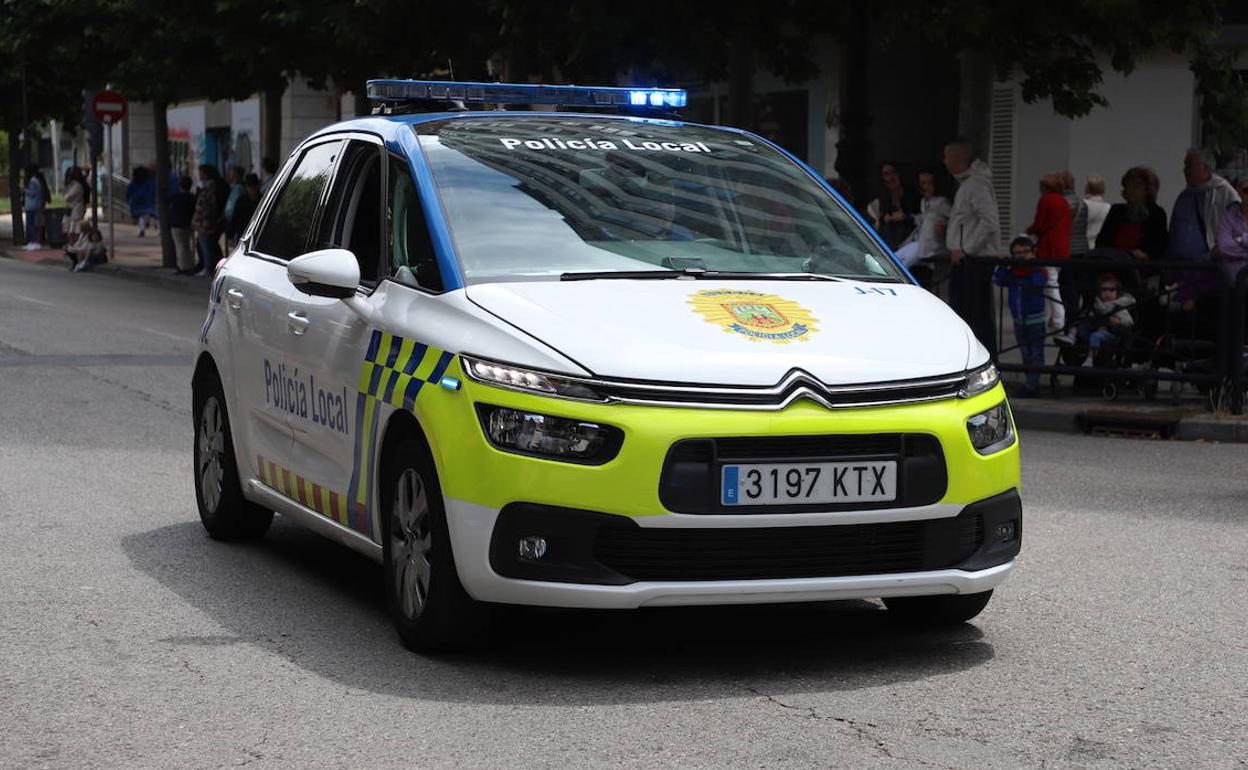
102,0,322,265
1191,41,1248,158
0,0,109,243
883,0,1225,155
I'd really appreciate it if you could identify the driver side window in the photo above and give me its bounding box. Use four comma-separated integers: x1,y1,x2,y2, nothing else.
315,140,384,288
389,155,442,292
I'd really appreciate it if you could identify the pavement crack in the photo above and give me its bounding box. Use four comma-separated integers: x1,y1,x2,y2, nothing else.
743,685,895,757
238,732,269,766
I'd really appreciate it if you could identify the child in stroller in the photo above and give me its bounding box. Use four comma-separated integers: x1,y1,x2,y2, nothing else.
1055,271,1159,399
1076,275,1135,366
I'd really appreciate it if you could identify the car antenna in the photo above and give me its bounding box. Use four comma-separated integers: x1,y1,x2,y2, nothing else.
448,59,455,81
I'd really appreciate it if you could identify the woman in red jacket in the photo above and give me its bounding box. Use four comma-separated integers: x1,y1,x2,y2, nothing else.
1026,172,1072,334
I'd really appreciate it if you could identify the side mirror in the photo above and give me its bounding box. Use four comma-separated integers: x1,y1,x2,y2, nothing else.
287,249,360,299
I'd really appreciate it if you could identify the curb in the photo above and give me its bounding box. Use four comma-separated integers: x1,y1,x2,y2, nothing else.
1011,399,1248,443
1,248,210,298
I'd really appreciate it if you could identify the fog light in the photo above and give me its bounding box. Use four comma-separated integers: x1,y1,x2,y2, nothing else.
967,402,1014,454
993,521,1017,543
518,536,548,561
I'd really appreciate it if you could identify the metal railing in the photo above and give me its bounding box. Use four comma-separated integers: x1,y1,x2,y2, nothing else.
956,255,1239,408
1229,266,1248,415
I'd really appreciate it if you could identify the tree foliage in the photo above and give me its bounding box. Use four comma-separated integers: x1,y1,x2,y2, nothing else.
885,0,1225,117
1191,41,1248,158
490,0,841,86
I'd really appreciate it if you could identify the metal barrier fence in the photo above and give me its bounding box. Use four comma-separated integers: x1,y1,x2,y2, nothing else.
1230,266,1248,415
951,255,1242,408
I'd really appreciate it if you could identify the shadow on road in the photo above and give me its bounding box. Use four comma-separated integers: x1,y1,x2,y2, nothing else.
123,518,995,706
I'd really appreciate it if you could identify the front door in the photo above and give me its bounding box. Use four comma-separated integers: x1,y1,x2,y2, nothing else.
241,137,343,499
284,138,386,540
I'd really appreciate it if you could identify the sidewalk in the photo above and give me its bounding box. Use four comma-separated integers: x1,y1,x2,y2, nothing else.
4,212,1247,442
0,212,210,296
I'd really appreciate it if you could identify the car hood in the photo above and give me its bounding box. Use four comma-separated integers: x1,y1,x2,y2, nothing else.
465,279,978,386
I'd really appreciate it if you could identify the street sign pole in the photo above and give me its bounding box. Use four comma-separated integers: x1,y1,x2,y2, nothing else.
90,89,128,264
105,117,114,262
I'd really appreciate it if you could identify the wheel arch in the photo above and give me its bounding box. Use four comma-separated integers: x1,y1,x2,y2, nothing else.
375,410,437,522
192,351,221,403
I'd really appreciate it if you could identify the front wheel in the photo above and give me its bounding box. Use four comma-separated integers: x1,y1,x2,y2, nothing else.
193,376,273,541
382,439,488,653
882,590,993,626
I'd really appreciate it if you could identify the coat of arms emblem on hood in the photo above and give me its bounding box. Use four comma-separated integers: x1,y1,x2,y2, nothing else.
688,288,820,344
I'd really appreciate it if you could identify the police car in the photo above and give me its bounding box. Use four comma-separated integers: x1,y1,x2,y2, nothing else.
192,80,1021,652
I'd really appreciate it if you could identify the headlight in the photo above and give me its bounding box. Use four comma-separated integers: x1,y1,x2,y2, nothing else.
462,356,605,401
476,405,623,464
967,402,1014,454
960,363,999,398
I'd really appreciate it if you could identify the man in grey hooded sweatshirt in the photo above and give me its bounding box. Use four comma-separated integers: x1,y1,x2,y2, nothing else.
944,139,1002,354
1169,147,1242,310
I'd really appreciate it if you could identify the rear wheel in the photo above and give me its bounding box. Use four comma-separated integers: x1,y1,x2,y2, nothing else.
882,590,993,626
382,439,487,653
193,376,273,541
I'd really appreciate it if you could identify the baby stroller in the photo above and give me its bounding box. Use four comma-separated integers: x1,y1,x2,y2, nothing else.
1053,267,1161,401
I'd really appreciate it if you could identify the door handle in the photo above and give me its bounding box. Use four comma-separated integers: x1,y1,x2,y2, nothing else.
226,288,244,310
287,311,310,335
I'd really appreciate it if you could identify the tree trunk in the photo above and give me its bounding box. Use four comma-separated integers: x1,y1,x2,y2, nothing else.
263,86,283,163
834,0,872,201
956,49,994,162
726,26,754,131
7,120,24,245
152,98,176,268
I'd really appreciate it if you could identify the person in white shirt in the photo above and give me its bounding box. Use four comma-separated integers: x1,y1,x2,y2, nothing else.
1084,175,1111,244
894,170,951,289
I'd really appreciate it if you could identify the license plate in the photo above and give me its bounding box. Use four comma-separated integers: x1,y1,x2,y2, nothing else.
721,461,897,506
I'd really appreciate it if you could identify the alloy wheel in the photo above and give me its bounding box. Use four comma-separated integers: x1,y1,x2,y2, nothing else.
197,396,225,513
390,468,433,619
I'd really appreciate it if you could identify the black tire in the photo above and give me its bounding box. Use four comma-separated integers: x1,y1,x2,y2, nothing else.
883,590,993,626
381,439,488,654
193,374,273,541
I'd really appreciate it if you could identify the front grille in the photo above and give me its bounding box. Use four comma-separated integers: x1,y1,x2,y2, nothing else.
714,434,901,460
595,370,965,410
593,512,983,581
659,433,947,514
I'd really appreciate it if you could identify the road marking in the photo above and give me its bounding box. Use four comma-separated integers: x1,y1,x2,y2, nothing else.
0,354,189,367
140,327,197,344
11,294,55,307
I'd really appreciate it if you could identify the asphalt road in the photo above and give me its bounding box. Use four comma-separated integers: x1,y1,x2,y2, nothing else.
1,258,1244,770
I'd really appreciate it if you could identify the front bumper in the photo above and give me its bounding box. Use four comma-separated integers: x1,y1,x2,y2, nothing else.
447,495,1018,608
420,368,1021,608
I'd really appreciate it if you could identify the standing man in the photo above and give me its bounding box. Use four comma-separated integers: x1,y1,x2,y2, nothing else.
259,157,279,196
1168,148,1242,311
192,164,227,276
943,139,1002,355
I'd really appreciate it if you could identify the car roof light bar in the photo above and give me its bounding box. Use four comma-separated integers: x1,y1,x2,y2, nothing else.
365,80,688,110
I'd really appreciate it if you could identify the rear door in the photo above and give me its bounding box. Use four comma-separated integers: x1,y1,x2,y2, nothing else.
235,138,343,493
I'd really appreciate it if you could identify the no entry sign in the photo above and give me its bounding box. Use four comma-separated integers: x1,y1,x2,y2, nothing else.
91,90,128,123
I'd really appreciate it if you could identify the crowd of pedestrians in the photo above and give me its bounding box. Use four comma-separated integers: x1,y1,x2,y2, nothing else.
16,155,275,276
832,141,1246,397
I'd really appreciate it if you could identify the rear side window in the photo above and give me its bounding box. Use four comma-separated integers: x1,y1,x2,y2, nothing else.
255,140,342,260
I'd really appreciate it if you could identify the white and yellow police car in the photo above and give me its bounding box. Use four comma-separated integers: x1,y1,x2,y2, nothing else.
193,80,1020,652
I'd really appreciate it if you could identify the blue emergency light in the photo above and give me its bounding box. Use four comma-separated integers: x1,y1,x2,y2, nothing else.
365,79,688,110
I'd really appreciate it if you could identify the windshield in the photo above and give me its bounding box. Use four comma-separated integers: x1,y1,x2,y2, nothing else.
416,116,903,284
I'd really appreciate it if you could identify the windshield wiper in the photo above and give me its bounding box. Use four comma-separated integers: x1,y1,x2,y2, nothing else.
559,269,843,282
